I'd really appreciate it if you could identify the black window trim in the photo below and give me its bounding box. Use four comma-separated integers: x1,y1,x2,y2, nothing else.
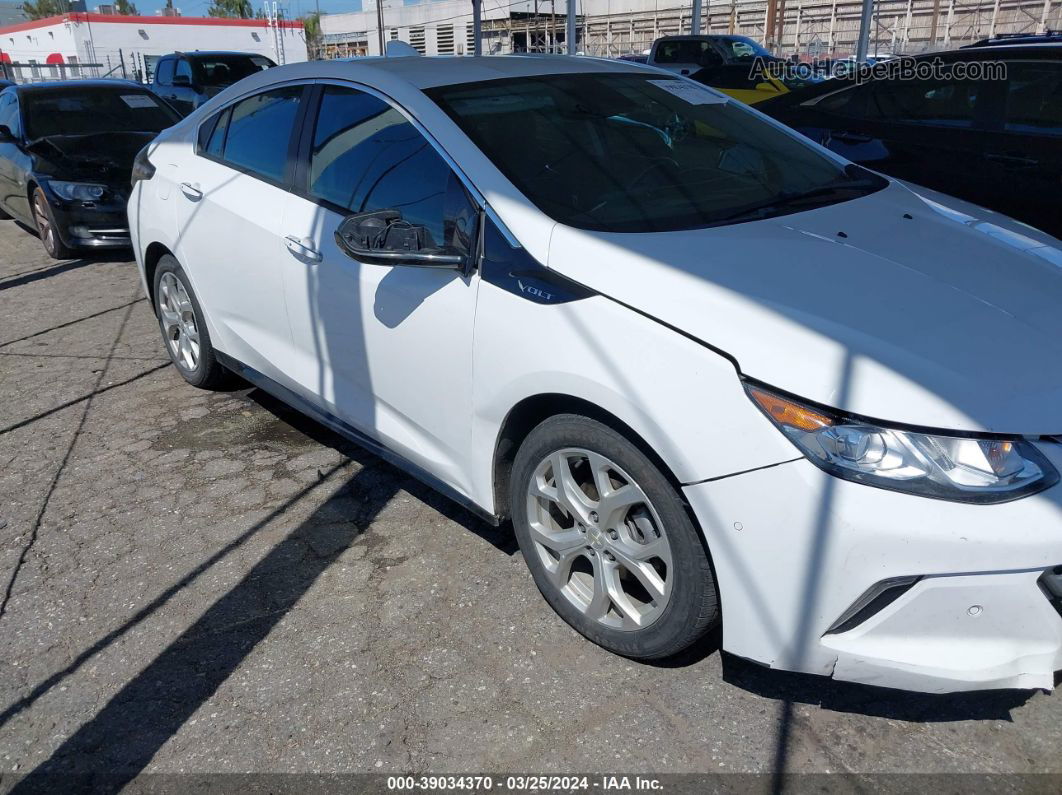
192,79,313,192
192,76,518,248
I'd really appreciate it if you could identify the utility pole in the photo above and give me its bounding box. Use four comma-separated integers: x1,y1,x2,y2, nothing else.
473,0,482,55
566,0,577,54
691,0,702,34
855,0,873,62
376,0,386,56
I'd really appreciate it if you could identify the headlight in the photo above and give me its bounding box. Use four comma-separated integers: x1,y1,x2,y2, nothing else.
47,181,107,202
746,382,1058,504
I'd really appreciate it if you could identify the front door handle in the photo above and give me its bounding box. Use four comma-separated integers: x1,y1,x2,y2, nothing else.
179,182,202,200
285,235,322,262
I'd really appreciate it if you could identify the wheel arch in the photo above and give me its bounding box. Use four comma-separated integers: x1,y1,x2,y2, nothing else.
143,241,175,311
491,393,688,523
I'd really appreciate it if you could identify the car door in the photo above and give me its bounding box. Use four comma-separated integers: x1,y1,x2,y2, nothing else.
174,83,308,385
279,83,480,494
976,58,1062,236
0,91,31,222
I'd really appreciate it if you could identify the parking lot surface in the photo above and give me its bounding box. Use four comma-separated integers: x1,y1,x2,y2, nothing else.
1,218,1061,785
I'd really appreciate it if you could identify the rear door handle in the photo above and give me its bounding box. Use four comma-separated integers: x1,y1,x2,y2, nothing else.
285,235,322,262
179,182,202,200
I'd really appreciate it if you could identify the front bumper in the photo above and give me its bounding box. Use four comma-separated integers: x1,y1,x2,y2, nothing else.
43,189,131,250
684,440,1062,693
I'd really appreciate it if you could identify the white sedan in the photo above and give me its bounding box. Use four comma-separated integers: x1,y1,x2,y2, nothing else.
128,54,1062,693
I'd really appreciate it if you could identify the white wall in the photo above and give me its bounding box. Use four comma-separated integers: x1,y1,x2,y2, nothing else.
0,15,308,81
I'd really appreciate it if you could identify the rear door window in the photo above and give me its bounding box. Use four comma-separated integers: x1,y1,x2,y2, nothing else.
865,78,980,128
1003,61,1062,136
216,85,303,184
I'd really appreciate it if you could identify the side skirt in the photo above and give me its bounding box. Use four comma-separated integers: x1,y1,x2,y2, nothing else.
215,351,501,526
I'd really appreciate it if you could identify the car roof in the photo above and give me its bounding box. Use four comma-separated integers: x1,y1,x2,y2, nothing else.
239,54,649,91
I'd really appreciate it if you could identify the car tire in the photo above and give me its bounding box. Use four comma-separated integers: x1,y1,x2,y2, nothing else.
511,414,719,660
31,187,76,260
153,255,234,390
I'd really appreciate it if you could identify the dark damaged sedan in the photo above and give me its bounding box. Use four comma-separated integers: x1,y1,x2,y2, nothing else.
0,80,180,259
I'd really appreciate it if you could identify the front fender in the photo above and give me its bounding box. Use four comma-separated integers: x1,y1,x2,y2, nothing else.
469,284,797,513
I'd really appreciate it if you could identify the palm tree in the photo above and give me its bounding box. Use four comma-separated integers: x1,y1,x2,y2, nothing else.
115,0,139,14
22,0,71,20
207,0,253,19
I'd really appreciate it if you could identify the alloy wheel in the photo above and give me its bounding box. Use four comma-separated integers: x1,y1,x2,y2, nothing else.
158,272,201,371
32,191,58,257
525,448,673,630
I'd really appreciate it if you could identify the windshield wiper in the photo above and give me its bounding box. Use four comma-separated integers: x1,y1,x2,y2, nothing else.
716,175,885,225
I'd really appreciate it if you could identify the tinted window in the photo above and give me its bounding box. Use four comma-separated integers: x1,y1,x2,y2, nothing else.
190,55,273,87
429,73,864,233
654,40,722,67
309,85,474,253
1003,61,1062,136
0,92,20,137
220,86,302,183
865,79,979,127
175,58,193,83
198,108,230,156
809,85,867,116
155,57,174,86
21,87,180,139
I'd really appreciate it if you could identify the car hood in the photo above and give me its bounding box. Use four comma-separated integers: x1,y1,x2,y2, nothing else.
30,131,156,185
546,181,1062,434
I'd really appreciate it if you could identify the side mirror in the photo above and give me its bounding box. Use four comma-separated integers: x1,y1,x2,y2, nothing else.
172,74,193,88
0,124,15,143
335,210,466,269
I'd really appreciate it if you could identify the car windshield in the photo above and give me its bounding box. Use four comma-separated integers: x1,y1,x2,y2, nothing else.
428,73,880,233
191,55,273,87
22,86,180,140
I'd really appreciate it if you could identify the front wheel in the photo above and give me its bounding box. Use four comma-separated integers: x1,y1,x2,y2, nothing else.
511,414,719,660
32,187,75,260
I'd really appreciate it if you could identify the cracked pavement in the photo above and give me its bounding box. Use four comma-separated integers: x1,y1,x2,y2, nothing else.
1,218,1061,785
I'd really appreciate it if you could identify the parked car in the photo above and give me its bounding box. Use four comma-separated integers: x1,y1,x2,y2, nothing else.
0,80,180,258
150,51,275,116
965,30,1062,48
757,45,1062,237
130,56,1062,694
648,34,822,104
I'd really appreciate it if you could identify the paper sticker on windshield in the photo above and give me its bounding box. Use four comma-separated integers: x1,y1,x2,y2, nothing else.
648,80,728,105
121,94,158,109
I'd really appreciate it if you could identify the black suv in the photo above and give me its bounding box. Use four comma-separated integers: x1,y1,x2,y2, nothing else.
150,51,275,115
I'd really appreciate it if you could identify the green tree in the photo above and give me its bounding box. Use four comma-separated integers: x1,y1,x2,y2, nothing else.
114,0,139,14
21,0,71,20
301,11,322,59
207,0,253,19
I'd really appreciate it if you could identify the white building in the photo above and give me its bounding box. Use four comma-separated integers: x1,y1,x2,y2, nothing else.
320,0,1060,59
0,12,308,83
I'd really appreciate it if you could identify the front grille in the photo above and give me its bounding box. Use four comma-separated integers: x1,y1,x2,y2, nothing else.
1040,566,1062,618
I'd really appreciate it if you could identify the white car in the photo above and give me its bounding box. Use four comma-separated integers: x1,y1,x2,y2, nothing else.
128,55,1062,694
